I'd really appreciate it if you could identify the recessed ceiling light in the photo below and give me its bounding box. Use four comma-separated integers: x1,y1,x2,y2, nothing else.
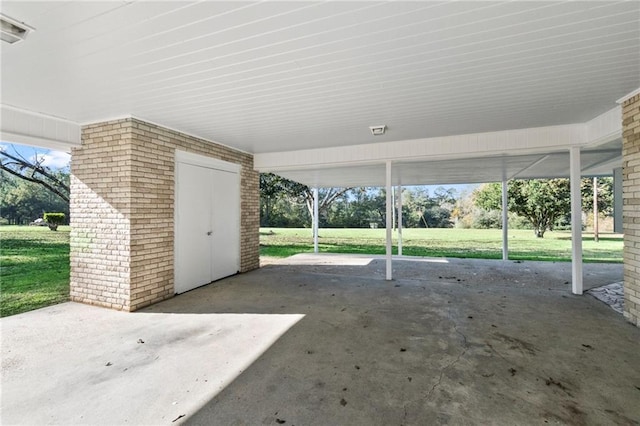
369,125,386,136
0,14,35,44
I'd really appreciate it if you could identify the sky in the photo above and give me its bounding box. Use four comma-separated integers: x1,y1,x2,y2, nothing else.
405,184,478,196
0,142,71,170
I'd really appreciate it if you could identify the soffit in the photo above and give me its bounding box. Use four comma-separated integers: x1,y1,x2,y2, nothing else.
1,1,638,154
274,146,622,187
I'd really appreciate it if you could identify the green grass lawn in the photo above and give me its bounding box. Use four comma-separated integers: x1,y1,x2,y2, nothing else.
260,227,623,263
0,225,622,317
1,226,70,317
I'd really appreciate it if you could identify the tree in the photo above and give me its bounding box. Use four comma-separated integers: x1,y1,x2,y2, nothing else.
474,179,571,238
259,173,353,227
325,187,381,228
259,177,464,229
0,147,69,203
403,187,456,228
259,173,309,226
0,172,69,224
581,177,613,216
297,187,354,226
260,173,285,226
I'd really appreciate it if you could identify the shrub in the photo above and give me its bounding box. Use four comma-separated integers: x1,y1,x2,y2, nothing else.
472,209,502,229
43,212,65,231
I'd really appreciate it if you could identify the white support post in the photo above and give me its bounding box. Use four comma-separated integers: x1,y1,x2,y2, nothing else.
570,147,583,295
613,167,623,233
397,185,403,256
313,187,319,254
502,179,509,261
593,177,599,243
386,161,393,281
391,187,396,231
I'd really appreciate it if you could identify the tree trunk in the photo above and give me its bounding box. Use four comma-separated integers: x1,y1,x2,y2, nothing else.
263,198,271,227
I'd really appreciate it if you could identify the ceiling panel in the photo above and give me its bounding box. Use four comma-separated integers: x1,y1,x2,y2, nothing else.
275,146,622,188
1,1,638,155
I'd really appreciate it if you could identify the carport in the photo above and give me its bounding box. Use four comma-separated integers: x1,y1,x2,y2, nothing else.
257,121,625,292
1,1,638,323
1,3,639,422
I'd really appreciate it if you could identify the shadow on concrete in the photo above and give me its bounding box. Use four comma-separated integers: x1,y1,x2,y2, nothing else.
139,255,638,425
3,255,634,425
0,303,304,425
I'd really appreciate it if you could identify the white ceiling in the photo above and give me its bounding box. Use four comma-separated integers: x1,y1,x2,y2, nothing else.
1,1,639,155
274,148,623,187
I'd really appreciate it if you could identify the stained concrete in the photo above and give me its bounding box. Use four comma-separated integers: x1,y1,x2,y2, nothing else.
1,304,304,425
2,255,639,425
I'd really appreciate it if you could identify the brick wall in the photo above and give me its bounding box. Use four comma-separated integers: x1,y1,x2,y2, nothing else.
622,93,640,327
71,118,259,311
70,120,132,310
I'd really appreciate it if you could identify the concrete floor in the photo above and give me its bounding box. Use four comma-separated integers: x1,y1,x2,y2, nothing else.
2,255,639,425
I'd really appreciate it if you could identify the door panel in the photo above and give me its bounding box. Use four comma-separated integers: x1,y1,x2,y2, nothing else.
175,156,240,294
211,169,240,281
175,162,213,293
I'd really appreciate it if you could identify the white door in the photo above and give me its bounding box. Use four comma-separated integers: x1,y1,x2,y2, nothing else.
175,153,240,294
211,169,240,281
175,162,212,293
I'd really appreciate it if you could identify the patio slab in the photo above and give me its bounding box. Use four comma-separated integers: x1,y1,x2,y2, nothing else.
2,255,639,425
1,304,303,424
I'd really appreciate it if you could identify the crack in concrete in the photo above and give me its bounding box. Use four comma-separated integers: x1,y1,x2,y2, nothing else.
402,320,468,424
453,323,468,348
425,317,469,399
426,340,467,400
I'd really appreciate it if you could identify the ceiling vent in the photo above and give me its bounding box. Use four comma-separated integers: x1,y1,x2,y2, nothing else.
369,125,387,136
0,14,35,44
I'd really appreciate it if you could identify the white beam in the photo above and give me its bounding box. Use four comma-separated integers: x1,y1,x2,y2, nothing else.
570,147,583,295
585,105,622,147
502,180,509,261
397,185,403,256
313,187,319,254
509,154,550,180
0,104,81,151
386,161,393,281
255,124,585,173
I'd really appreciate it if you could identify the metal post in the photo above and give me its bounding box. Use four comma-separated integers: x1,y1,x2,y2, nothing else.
502,179,509,260
386,161,393,281
397,185,403,256
313,187,319,253
570,147,583,295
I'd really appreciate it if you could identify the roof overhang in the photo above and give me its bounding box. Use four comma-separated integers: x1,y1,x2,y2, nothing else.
255,106,623,187
0,104,81,152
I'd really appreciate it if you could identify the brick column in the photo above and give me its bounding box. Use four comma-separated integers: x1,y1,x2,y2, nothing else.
70,119,132,310
71,118,260,311
622,92,640,326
